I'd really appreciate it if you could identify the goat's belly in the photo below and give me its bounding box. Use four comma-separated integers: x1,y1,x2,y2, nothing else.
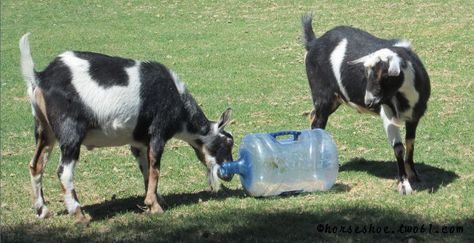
82,129,136,149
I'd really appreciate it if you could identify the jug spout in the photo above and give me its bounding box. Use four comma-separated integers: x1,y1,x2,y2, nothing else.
218,157,246,180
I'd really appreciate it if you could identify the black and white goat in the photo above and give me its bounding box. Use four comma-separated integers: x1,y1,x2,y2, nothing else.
20,33,234,223
301,15,430,194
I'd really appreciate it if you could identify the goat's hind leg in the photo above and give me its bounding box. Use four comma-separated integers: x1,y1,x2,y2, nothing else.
56,125,89,224
29,120,55,219
310,95,340,129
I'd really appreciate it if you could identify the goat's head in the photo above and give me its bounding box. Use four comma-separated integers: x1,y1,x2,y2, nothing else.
191,108,234,188
348,49,405,109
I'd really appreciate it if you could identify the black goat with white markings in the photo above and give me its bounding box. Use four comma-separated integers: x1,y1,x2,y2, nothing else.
301,15,430,194
20,33,234,224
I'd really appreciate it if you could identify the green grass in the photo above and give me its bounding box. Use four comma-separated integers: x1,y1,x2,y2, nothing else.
1,0,473,242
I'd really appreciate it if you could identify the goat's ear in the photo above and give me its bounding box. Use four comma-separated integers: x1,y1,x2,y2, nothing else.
388,56,401,76
347,56,367,65
217,108,233,130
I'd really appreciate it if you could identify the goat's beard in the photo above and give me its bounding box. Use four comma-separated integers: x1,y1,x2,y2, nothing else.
208,164,222,192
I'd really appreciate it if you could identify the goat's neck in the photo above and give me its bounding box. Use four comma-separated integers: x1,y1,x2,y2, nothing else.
174,93,213,147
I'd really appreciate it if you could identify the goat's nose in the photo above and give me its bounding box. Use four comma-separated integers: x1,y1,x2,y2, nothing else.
218,171,234,182
364,91,381,108
364,91,375,106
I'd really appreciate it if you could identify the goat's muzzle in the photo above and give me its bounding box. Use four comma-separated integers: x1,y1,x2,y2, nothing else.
217,169,234,182
364,92,382,109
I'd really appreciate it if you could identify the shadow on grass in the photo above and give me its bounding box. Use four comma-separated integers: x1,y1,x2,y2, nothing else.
82,186,246,221
340,158,459,193
81,183,352,221
4,205,473,242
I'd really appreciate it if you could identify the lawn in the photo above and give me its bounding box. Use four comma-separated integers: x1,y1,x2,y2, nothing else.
1,0,473,242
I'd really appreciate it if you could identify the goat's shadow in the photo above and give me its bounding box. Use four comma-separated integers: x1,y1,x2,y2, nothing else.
82,159,457,221
340,158,459,193
82,183,352,222
82,186,246,221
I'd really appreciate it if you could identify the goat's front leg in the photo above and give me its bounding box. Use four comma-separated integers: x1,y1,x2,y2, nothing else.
57,136,89,224
144,137,165,214
381,106,413,195
405,121,420,182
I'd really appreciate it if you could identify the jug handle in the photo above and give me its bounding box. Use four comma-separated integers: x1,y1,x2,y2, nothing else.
269,131,301,142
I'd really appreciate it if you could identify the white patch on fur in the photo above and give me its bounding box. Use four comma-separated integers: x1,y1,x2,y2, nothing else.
211,122,220,135
330,38,349,100
60,52,141,147
59,162,80,214
397,62,419,121
170,70,186,94
398,179,413,195
31,174,45,209
380,105,402,146
393,40,411,49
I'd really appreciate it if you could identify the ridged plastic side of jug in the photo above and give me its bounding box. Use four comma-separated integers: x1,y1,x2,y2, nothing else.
238,129,339,197
313,129,339,191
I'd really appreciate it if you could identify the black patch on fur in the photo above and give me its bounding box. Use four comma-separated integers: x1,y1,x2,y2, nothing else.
132,61,184,143
393,142,405,159
131,146,141,158
57,165,64,178
37,57,96,152
74,51,135,88
203,132,234,164
71,189,80,203
36,207,43,216
395,92,410,113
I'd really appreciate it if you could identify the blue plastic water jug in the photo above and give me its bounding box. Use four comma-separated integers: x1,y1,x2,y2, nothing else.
217,129,339,197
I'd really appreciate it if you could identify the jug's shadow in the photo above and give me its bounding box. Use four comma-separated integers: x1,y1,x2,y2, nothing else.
340,158,459,193
82,186,246,221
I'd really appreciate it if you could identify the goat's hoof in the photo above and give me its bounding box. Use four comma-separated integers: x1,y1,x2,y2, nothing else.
75,215,90,225
75,217,90,225
36,206,51,219
146,203,164,214
143,198,164,214
74,208,90,225
398,180,414,195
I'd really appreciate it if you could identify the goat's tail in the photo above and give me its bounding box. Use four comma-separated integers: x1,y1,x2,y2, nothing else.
19,33,37,101
301,13,317,51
